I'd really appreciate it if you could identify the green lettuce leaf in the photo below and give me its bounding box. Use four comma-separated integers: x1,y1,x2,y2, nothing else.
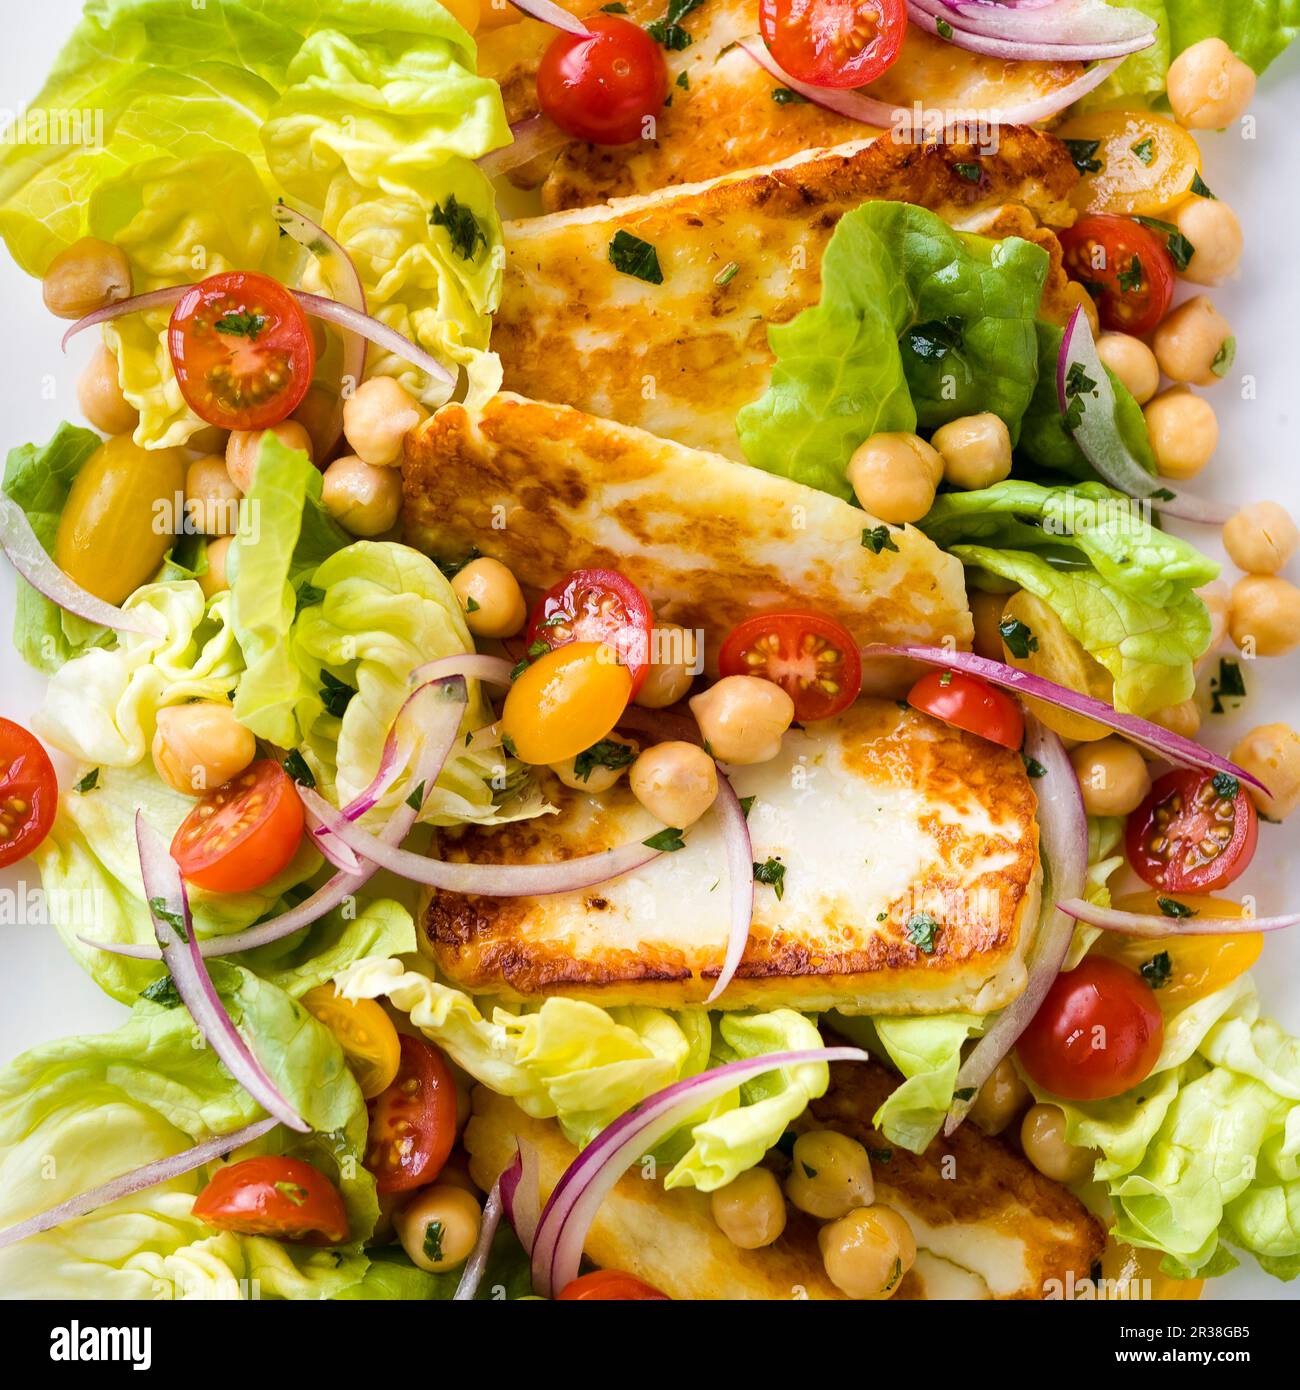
736,201,1048,500
336,1229,534,1301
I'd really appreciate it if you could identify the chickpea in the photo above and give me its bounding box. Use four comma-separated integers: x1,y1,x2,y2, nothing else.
394,1184,482,1274
635,623,698,709
1151,699,1202,739
1021,1103,1094,1184
1152,297,1235,387
1231,723,1300,821
629,741,718,827
709,1167,787,1250
343,376,428,467
818,1206,916,1300
931,412,1012,491
451,557,525,638
184,456,242,537
1171,197,1243,286
785,1131,874,1220
1069,736,1152,817
551,733,639,794
967,1055,1030,1137
1229,575,1300,657
77,345,139,436
847,432,943,524
1096,333,1160,405
1143,387,1217,479
321,455,403,538
1223,502,1298,576
970,589,1010,662
1167,37,1255,130
42,237,132,320
689,676,794,766
226,420,315,492
151,703,256,795
199,536,233,600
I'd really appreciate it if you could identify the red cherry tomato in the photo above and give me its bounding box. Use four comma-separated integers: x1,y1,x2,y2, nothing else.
526,568,655,695
1126,768,1258,894
717,611,862,722
171,760,305,894
0,720,57,869
537,16,667,146
557,1269,671,1300
906,670,1024,750
192,1156,349,1244
366,1035,458,1196
1058,215,1176,335
759,0,907,89
1017,957,1164,1102
168,271,316,431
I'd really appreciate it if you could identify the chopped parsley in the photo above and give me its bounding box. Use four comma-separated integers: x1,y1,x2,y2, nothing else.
1212,336,1236,377
501,733,518,759
406,780,427,811
1130,136,1155,165
1190,170,1216,199
1062,359,1098,431
608,229,664,284
738,796,757,821
676,69,690,90
1157,896,1197,919
644,826,686,852
73,768,99,794
1212,772,1240,801
526,638,550,661
1133,215,1195,273
714,260,740,287
139,974,182,1009
800,1161,817,1179
435,549,480,581
295,582,326,615
869,1147,893,1164
282,750,316,788
861,524,899,555
753,856,787,900
319,670,357,717
905,911,939,954
214,311,266,340
953,1086,976,1102
952,161,982,184
935,17,953,39
1022,755,1047,779
1062,137,1103,175
884,1256,904,1292
1117,254,1144,294
423,1221,446,1263
430,194,488,262
599,2,628,9
509,658,529,681
1141,950,1173,990
573,738,637,782
465,595,480,613
998,616,1038,659
771,86,809,105
876,911,888,922
1209,657,1246,714
1150,486,1176,501
148,897,188,942
645,0,703,50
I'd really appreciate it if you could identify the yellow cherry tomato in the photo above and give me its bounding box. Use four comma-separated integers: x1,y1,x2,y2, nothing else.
1094,891,1262,1011
999,591,1114,742
1057,110,1202,217
54,434,187,604
500,640,632,765
476,0,522,29
302,986,402,1099
1100,1238,1203,1300
438,0,481,31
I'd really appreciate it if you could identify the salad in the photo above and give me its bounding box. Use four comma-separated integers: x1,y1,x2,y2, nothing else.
0,0,1298,1303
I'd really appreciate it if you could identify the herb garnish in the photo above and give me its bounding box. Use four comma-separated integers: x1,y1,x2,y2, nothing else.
406,780,427,811
1130,136,1155,165
608,229,664,284
1157,896,1197,919
1212,772,1240,801
1141,951,1173,990
1209,657,1246,714
319,670,356,717
1022,755,1047,779
149,897,188,942
753,856,787,900
905,911,939,954
430,194,488,261
600,2,628,10
1062,359,1098,431
73,768,99,794
645,826,686,852
275,1181,310,1207
998,616,1038,659
423,1221,445,1263
1132,215,1195,272
1211,336,1236,377
295,582,326,615
714,261,740,286
283,750,316,788
574,739,638,782
645,0,702,49
739,795,756,819
771,86,808,105
952,161,981,183
1117,255,1144,294
935,17,953,38
214,311,266,340
1190,170,1216,199
1062,137,1103,175
861,524,899,555
139,974,182,1009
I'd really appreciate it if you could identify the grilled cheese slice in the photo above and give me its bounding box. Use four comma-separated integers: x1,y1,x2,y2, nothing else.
464,1056,1105,1300
420,699,1040,1013
494,132,1079,462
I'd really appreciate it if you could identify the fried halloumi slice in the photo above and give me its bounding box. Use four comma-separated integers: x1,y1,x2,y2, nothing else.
494,130,1079,462
464,1056,1105,1300
475,0,1085,210
419,699,1040,1013
403,393,972,664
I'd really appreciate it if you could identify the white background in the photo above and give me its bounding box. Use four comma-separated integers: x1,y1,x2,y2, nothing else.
0,3,1297,1299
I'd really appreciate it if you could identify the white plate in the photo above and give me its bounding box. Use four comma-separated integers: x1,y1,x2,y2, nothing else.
0,2,1296,1299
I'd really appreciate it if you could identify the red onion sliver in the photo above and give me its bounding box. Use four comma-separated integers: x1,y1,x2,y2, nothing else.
0,1116,278,1252
304,807,365,874
944,718,1086,1136
1058,898,1300,938
507,0,589,34
137,815,310,1133
0,496,166,638
410,652,516,689
530,1046,870,1296
705,772,754,1004
499,1143,541,1254
913,0,1155,49
454,1174,506,1301
60,285,190,351
905,0,1155,61
860,643,1267,793
292,292,454,387
478,114,573,179
1058,306,1234,525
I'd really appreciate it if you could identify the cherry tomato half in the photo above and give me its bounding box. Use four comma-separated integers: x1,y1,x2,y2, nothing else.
718,611,861,722
302,986,403,1100
168,271,316,432
759,0,907,89
906,670,1024,751
366,1034,458,1196
1125,768,1258,894
526,568,654,695
557,1269,670,1300
537,16,667,146
0,720,57,870
1017,957,1164,1102
192,1156,349,1245
171,759,305,894
1058,215,1175,335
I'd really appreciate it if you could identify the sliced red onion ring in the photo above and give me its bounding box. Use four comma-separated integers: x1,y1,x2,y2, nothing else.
1058,306,1234,525
906,0,1155,61
304,807,365,875
291,291,453,388
453,1174,506,1301
1058,899,1300,938
507,0,589,34
410,653,516,689
137,814,309,1133
60,285,190,351
944,717,1085,1136
499,1143,541,1254
0,495,165,638
705,772,755,1004
861,643,1267,793
0,1115,277,1252
477,114,573,180
300,785,668,896
530,1046,870,1296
